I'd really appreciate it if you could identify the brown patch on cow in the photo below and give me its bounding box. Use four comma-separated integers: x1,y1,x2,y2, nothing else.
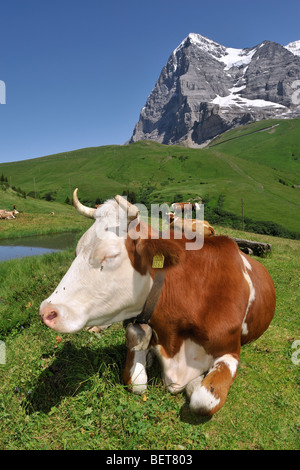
125,221,154,275
136,237,186,270
123,350,135,388
196,361,234,416
125,222,186,274
125,236,148,276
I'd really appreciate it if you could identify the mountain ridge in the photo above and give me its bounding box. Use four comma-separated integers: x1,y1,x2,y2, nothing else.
130,34,300,146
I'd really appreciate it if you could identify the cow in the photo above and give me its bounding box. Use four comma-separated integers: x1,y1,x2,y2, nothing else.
39,189,276,416
0,207,19,219
171,201,200,218
167,212,215,237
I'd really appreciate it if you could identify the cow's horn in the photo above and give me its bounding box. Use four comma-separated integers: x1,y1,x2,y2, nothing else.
73,188,96,219
115,195,139,220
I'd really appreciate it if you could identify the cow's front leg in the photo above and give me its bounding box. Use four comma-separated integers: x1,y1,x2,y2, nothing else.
123,322,153,394
186,353,239,416
123,349,149,394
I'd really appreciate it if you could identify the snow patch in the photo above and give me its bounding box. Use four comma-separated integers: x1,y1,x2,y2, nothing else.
212,93,286,109
220,47,257,70
229,85,246,93
174,33,226,59
285,40,300,57
174,33,258,71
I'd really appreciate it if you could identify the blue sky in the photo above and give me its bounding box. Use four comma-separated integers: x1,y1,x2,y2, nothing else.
0,0,300,163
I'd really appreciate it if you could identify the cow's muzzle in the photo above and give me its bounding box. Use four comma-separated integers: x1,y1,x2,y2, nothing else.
39,302,59,329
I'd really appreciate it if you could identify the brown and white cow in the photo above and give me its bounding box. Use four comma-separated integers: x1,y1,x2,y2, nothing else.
171,202,199,217
167,212,215,237
0,208,19,219
39,190,276,416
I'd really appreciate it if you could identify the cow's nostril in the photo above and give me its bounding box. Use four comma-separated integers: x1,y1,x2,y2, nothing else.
39,303,60,330
46,311,58,321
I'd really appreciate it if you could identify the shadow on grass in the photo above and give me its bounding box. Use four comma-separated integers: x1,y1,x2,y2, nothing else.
179,402,212,425
23,340,213,424
23,340,126,415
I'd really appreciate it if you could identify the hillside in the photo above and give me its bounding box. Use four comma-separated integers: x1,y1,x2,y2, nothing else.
0,119,299,237
0,186,92,240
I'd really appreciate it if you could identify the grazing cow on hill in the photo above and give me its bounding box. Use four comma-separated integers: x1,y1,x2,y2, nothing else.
39,190,276,416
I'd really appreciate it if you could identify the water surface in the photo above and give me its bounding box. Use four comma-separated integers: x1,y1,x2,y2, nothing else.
0,232,78,261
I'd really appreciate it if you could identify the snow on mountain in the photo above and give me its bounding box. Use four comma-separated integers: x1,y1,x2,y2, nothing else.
219,47,257,70
177,33,257,70
212,93,286,109
174,33,227,59
285,40,300,57
182,34,300,69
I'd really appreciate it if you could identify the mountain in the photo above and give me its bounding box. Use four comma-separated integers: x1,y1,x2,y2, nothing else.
130,34,300,146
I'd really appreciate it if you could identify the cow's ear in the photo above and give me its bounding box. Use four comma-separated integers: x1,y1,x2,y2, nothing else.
136,238,185,269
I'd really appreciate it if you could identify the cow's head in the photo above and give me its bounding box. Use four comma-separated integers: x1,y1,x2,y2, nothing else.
39,189,184,333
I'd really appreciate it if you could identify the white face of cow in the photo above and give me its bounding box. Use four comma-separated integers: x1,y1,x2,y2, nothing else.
39,198,152,333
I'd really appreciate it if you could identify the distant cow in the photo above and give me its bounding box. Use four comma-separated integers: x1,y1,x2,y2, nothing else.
40,190,276,416
167,212,215,238
0,206,19,219
171,202,200,217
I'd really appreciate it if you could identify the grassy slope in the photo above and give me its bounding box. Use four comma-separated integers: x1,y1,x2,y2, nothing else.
0,227,299,450
209,119,300,229
0,118,299,234
0,186,92,240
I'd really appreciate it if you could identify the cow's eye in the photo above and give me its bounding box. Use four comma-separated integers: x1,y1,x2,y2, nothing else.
89,239,122,269
100,253,119,264
96,252,121,271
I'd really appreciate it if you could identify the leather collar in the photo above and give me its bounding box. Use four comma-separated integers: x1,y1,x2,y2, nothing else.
124,269,165,351
134,269,165,325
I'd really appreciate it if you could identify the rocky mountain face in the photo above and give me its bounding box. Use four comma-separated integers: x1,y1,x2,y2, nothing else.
130,34,300,146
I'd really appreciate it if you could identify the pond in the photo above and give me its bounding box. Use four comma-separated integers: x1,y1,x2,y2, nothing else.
0,232,78,261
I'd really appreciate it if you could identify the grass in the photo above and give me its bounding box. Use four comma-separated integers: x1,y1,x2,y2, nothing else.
0,118,299,235
0,226,299,450
0,186,92,240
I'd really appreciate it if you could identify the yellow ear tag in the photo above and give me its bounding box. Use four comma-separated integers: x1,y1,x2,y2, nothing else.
152,253,165,269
